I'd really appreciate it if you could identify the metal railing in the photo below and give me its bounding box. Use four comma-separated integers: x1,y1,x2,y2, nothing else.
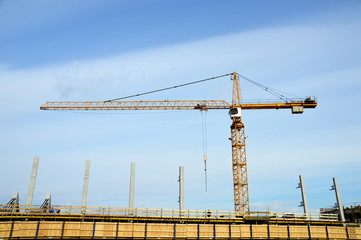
0,204,338,221
241,97,316,104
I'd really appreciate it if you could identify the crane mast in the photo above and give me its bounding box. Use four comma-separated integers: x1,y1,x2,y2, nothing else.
40,72,317,216
230,72,249,214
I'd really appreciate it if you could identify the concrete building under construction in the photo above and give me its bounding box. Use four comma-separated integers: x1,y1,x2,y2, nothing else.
1,157,361,240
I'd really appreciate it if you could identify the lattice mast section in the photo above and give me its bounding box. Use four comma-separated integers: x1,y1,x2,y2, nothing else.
230,72,250,215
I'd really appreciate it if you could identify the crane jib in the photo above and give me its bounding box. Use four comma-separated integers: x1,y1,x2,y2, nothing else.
40,100,317,111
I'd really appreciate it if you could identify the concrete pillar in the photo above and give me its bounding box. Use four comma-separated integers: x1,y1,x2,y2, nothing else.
45,192,51,206
42,192,52,212
332,177,346,222
26,157,39,207
12,192,19,213
13,192,19,206
297,175,309,215
81,160,91,210
179,166,184,212
129,163,136,210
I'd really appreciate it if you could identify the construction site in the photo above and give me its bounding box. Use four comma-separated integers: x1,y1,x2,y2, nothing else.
1,72,360,239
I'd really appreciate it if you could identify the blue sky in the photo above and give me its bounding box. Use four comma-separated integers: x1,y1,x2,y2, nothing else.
0,0,360,213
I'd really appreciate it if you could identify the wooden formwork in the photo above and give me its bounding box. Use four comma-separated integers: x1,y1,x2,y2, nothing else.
269,224,288,239
38,221,63,237
175,223,187,238
310,226,327,239
215,225,229,238
0,221,360,239
63,221,93,237
11,221,38,238
199,224,213,238
147,223,174,238
252,224,268,239
184,224,198,238
230,224,252,239
118,223,145,238
94,222,117,238
348,227,361,240
0,221,12,238
289,225,309,239
328,226,348,239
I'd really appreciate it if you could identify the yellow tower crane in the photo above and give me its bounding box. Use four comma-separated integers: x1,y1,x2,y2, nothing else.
40,72,317,215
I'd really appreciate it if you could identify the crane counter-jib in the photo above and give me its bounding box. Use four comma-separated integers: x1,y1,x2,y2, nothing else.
40,100,317,111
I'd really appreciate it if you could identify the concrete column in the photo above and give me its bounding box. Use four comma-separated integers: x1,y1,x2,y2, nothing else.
13,192,19,206
26,157,39,207
332,177,346,222
45,192,51,206
129,163,136,210
297,175,309,215
12,192,20,213
81,160,91,209
179,166,184,212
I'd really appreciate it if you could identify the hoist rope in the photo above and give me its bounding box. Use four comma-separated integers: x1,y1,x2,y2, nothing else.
201,110,208,192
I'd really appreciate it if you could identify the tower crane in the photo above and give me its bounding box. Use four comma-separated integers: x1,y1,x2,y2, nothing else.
40,72,317,215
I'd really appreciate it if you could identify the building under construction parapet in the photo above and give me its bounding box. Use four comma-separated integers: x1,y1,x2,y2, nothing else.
321,204,361,224
1,204,361,239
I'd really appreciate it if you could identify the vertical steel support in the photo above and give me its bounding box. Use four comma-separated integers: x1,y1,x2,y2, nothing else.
61,221,65,240
307,224,311,240
145,223,148,240
26,157,40,208
331,177,346,222
325,226,329,240
214,224,216,239
173,223,176,240
267,224,270,240
129,162,136,210
81,160,91,212
179,166,184,214
346,227,350,240
287,224,290,240
9,221,14,240
297,175,309,215
35,221,40,239
92,222,96,240
250,224,253,240
116,222,119,240
229,224,232,239
197,224,200,240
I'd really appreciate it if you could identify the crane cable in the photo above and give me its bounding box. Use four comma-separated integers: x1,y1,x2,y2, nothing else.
201,110,208,192
237,73,301,100
106,72,299,102
106,73,233,102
